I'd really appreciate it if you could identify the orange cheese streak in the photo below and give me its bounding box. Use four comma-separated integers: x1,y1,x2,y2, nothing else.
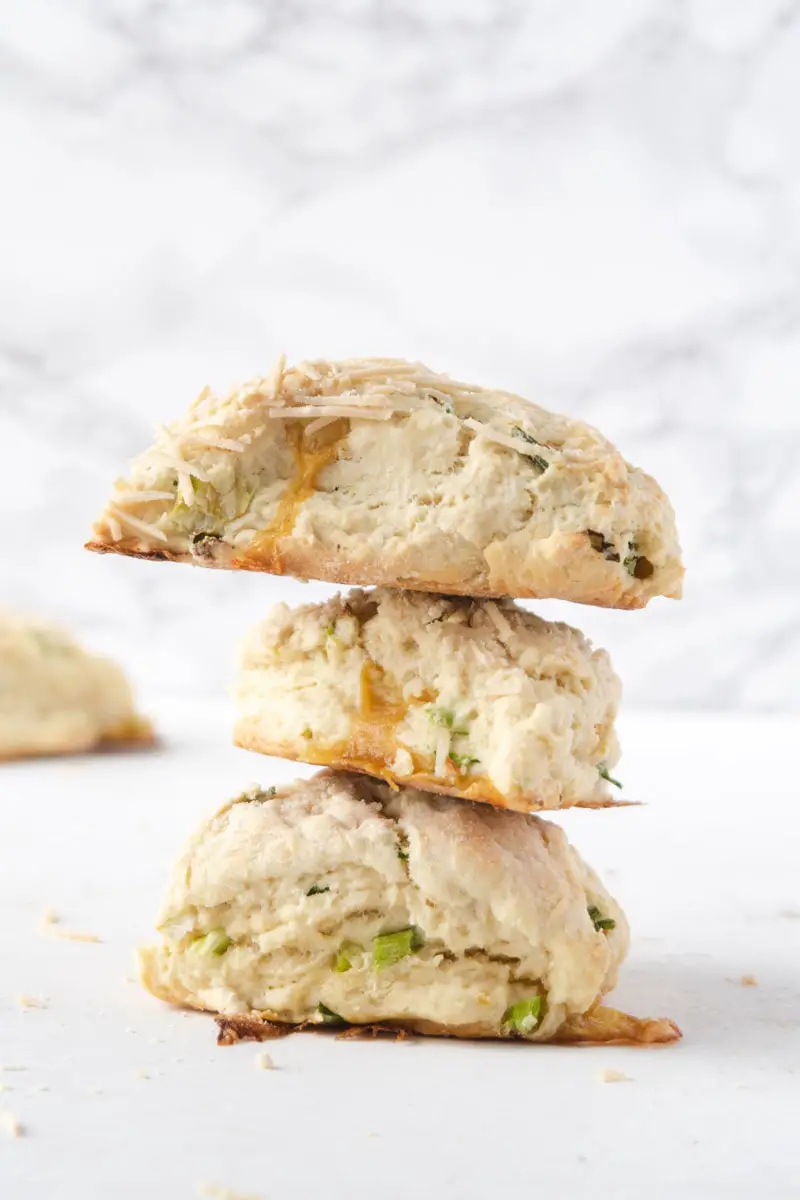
294,662,511,804
243,419,347,570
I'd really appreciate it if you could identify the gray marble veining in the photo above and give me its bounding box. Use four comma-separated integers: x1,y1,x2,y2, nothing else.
1,0,797,710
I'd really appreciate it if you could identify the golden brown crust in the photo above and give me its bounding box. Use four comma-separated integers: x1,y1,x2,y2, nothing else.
211,1007,680,1047
233,727,637,814
85,537,656,610
0,718,157,763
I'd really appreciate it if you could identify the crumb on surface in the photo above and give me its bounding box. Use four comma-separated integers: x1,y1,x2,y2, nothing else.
0,1066,27,1073
196,1184,262,1200
42,925,102,944
254,1052,275,1071
740,974,758,987
134,1070,150,1081
596,1069,632,1083
0,1111,23,1138
16,995,47,1010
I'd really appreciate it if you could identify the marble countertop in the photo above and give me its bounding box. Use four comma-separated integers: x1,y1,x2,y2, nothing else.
2,700,799,1198
1,0,798,710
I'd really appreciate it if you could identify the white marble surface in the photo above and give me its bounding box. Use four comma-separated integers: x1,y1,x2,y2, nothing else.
2,704,800,1198
1,0,798,709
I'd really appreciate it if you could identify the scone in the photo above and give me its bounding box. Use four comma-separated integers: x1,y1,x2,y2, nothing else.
0,613,154,761
140,772,679,1045
86,357,683,609
234,588,625,813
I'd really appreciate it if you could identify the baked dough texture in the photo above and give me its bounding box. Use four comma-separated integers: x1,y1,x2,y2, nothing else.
0,613,154,761
235,588,625,813
140,772,678,1044
86,357,683,608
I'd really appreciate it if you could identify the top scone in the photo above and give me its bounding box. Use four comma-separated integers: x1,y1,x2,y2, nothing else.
87,358,683,608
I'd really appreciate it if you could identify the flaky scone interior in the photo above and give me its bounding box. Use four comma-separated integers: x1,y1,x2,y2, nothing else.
140,773,679,1046
87,358,683,609
235,589,627,813
0,613,154,762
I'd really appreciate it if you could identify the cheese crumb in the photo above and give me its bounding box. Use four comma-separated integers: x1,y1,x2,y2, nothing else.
254,1052,275,1070
596,1069,632,1084
196,1184,262,1200
16,995,47,1010
38,908,101,942
0,1111,23,1138
42,926,102,944
740,974,758,987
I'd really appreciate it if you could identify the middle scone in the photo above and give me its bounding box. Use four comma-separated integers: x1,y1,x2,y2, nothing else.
235,588,625,813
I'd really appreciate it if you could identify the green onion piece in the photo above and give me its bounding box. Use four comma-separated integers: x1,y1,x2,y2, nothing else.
372,927,424,970
193,929,232,956
597,763,623,789
503,996,543,1035
588,905,616,933
449,752,480,770
333,941,363,973
317,1002,345,1025
425,707,468,736
397,847,409,863
306,884,330,897
301,725,313,739
586,530,620,562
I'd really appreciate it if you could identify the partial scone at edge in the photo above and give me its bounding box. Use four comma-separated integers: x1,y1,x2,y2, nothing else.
87,358,683,609
0,614,155,761
234,588,627,814
140,772,680,1045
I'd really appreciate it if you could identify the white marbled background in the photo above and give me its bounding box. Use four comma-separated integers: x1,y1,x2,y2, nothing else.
1,0,798,711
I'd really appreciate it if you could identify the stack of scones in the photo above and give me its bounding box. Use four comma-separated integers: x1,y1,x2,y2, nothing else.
88,357,683,1046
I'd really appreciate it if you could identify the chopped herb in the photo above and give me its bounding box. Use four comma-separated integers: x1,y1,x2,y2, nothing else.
397,848,409,863
333,941,363,973
624,551,654,578
512,427,549,474
323,622,337,638
597,763,623,789
306,885,330,897
449,752,480,771
425,707,468,736
432,395,454,415
513,426,542,446
191,532,221,560
588,905,616,933
503,996,543,1035
372,927,424,970
587,530,620,562
192,929,232,956
301,725,313,740
263,786,277,799
317,1002,345,1025
623,537,654,579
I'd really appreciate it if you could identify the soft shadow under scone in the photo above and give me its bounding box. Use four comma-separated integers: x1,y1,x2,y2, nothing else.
140,772,679,1046
0,613,154,761
235,588,628,813
87,357,683,609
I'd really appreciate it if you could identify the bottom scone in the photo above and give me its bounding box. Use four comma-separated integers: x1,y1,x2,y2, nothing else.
0,612,154,761
141,772,679,1045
